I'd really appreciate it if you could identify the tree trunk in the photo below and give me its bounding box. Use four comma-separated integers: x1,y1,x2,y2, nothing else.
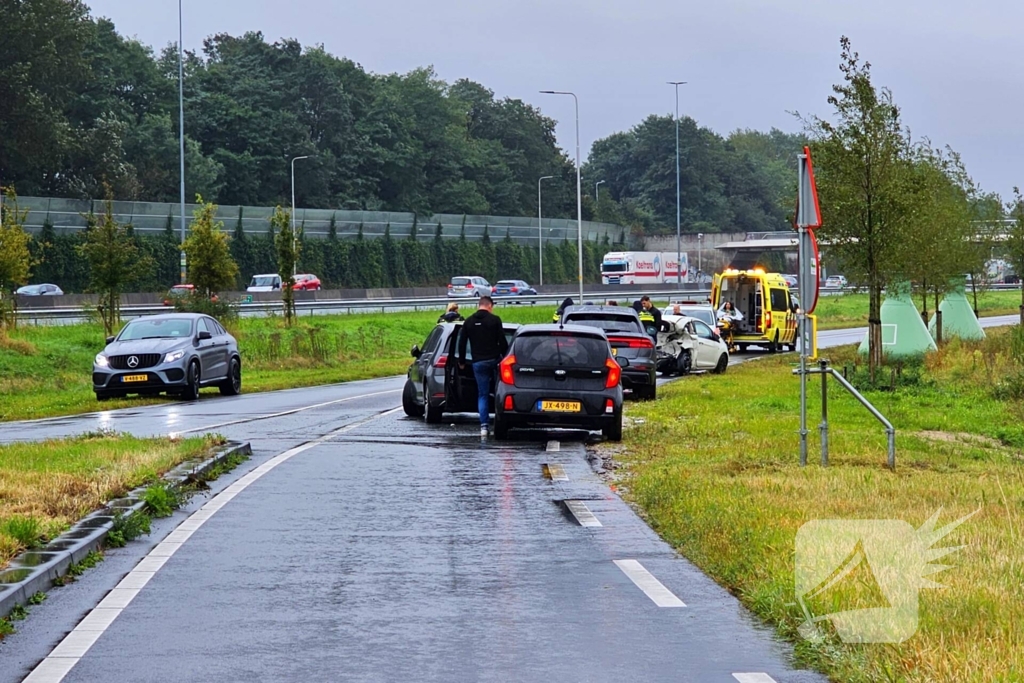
934,291,941,345
868,285,883,383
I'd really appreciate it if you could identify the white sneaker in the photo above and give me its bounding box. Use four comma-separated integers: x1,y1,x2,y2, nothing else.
480,426,489,438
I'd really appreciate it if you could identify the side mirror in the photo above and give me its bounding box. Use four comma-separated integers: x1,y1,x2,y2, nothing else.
411,345,421,358
105,336,115,345
198,330,213,341
616,357,630,368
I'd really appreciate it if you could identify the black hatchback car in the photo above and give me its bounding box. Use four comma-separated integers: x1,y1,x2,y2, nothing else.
493,324,624,441
403,321,520,423
559,305,657,400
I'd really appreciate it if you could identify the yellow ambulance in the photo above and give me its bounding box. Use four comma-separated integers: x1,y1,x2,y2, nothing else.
711,269,798,352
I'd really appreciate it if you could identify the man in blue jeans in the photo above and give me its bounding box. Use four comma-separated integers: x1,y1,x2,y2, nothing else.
457,296,509,437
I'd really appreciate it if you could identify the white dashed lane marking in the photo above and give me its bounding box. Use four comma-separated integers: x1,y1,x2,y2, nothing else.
543,463,568,481
613,559,686,607
546,440,560,452
23,406,403,683
565,500,602,527
732,674,778,683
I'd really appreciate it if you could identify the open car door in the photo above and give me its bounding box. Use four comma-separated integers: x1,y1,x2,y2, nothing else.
444,324,519,415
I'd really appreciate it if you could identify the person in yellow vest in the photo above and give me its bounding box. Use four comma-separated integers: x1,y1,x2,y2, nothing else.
552,297,574,323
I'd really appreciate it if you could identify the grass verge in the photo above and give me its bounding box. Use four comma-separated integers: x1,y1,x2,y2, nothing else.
814,288,1021,330
614,332,1024,681
0,432,222,568
0,306,555,422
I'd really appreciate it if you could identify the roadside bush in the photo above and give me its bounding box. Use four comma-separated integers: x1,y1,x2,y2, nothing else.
173,292,238,322
142,482,181,518
0,516,44,549
107,509,151,548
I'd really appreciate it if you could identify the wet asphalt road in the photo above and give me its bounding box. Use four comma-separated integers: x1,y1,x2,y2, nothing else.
2,319,1013,682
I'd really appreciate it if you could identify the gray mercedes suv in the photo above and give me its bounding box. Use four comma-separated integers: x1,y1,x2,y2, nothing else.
92,313,241,401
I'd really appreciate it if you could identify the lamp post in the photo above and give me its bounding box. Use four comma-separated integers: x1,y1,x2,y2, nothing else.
697,232,704,283
595,179,605,204
538,175,554,286
668,81,687,285
290,155,310,277
540,90,583,303
178,0,187,284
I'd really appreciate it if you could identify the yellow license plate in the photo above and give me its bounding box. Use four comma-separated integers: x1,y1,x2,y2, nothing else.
539,400,581,412
121,374,148,383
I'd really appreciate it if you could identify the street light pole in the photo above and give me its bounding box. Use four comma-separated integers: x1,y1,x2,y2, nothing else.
178,0,187,284
290,155,310,278
697,232,704,282
595,179,605,205
538,175,554,286
540,90,583,303
668,81,687,285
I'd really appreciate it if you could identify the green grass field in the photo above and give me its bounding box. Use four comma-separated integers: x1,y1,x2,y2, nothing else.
0,290,1019,423
814,288,1022,330
0,433,219,568
616,332,1024,682
0,305,556,422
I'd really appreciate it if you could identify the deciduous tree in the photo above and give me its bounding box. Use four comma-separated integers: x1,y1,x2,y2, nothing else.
182,198,239,299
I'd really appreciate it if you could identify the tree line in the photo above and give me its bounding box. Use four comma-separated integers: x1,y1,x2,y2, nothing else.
1,0,811,237
12,199,613,295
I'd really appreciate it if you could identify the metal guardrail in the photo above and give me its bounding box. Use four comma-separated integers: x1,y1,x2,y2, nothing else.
15,289,716,323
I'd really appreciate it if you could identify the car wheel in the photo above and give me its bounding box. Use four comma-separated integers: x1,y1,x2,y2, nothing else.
677,350,692,376
635,384,656,401
712,354,728,374
493,414,510,440
220,357,242,396
787,343,796,352
603,415,623,441
424,385,443,424
96,392,110,402
182,361,201,401
403,380,424,418
769,331,780,354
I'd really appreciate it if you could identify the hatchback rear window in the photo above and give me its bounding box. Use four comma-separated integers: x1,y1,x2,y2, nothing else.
563,314,641,335
515,334,608,367
451,278,471,286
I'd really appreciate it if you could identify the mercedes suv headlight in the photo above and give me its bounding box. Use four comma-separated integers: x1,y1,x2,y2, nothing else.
164,349,186,363
95,353,109,368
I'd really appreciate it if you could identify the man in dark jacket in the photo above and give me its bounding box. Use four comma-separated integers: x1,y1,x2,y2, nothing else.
458,296,509,437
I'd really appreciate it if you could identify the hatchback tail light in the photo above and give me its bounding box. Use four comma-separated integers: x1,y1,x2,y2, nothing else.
605,358,622,388
499,355,516,384
447,284,453,289
434,354,448,368
504,395,514,410
608,336,654,349
511,287,518,292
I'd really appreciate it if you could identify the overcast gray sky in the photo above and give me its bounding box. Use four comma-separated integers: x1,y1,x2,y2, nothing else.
87,0,1021,199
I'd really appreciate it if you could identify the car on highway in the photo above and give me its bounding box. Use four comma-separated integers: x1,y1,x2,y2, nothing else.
92,313,241,402
163,284,219,306
16,283,63,296
293,273,322,291
667,300,718,331
491,280,537,297
1003,272,1021,285
492,324,624,441
403,320,520,422
558,305,657,400
247,273,282,292
656,315,730,375
825,275,848,289
782,274,799,289
447,276,492,298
